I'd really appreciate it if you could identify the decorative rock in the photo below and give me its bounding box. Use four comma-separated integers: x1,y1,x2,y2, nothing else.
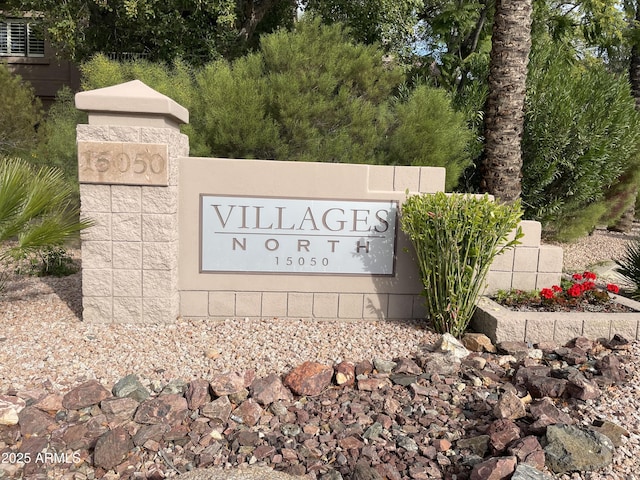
357,377,392,391
161,379,188,395
18,406,55,436
493,390,526,420
595,354,625,384
565,371,600,400
497,341,530,360
133,393,188,425
234,399,263,427
100,396,139,426
62,380,111,409
511,464,555,480
487,419,521,452
389,373,418,386
355,359,374,376
544,424,614,473
373,357,397,374
250,374,293,405
352,463,383,480
93,426,133,470
434,333,469,359
33,393,63,414
334,362,355,386
210,372,247,397
186,378,211,410
457,435,490,457
201,396,233,424
590,419,629,447
392,357,422,374
132,423,171,446
421,352,462,376
508,436,545,470
0,395,25,425
396,435,418,452
284,361,333,396
525,376,567,399
528,397,573,433
462,333,497,353
112,374,150,402
470,456,517,480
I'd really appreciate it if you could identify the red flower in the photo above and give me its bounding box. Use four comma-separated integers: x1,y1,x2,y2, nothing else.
552,285,563,292
540,288,555,299
607,284,620,294
583,271,597,280
567,284,582,297
581,281,596,292
572,273,583,281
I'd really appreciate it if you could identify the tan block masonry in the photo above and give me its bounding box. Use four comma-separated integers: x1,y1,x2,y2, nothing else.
178,157,445,321
486,220,563,295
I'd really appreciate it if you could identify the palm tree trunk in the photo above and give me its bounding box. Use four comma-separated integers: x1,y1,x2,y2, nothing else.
481,0,532,204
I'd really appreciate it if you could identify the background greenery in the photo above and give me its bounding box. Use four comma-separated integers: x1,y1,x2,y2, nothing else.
3,1,640,241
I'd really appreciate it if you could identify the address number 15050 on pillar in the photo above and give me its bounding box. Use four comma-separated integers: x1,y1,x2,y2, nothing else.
77,141,169,186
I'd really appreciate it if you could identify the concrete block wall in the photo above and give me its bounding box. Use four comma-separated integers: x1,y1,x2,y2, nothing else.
178,160,441,322
485,220,563,295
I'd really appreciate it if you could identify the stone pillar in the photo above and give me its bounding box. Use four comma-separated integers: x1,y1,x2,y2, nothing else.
75,80,189,323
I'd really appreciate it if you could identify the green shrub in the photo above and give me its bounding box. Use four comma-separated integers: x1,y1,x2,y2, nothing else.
0,63,43,157
387,85,474,190
522,38,640,240
13,246,78,277
401,192,523,337
0,157,92,268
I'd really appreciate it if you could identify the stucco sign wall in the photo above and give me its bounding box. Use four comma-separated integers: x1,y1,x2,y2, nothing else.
200,195,398,275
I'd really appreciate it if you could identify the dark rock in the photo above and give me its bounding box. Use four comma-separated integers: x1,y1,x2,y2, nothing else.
112,374,150,402
250,374,293,405
392,357,422,374
62,380,111,409
493,390,526,420
234,399,263,427
420,352,461,376
596,354,625,384
352,462,383,480
186,379,211,410
355,360,374,376
133,393,188,425
133,423,171,446
284,361,333,396
487,419,521,452
100,396,139,426
93,426,133,470
565,371,600,400
508,435,545,470
513,366,551,386
528,397,573,434
544,424,614,473
470,456,517,480
389,373,418,386
525,376,567,398
18,406,55,436
201,396,232,424
457,435,490,457
497,341,530,359
210,372,247,397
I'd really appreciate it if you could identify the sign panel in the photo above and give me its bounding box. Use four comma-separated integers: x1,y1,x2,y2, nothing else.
78,142,168,186
201,195,398,275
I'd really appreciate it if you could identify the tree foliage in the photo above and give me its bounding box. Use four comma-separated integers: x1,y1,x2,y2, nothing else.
0,64,42,157
2,0,296,63
522,37,640,240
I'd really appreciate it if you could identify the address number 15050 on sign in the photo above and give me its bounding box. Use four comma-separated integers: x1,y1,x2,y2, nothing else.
77,141,169,186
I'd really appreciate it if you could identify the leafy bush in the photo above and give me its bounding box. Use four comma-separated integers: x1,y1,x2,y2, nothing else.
387,85,474,191
0,63,42,157
0,157,92,268
13,246,78,277
522,38,640,240
401,192,522,337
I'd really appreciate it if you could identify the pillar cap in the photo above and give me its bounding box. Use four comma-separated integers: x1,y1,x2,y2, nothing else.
75,80,189,125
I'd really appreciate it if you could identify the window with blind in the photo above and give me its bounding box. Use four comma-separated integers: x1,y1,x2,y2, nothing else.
0,19,44,57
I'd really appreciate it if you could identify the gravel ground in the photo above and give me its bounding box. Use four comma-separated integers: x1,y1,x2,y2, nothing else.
1,226,640,479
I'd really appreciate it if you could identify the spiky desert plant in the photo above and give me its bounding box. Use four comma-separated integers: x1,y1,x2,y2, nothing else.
0,157,92,265
615,239,640,298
